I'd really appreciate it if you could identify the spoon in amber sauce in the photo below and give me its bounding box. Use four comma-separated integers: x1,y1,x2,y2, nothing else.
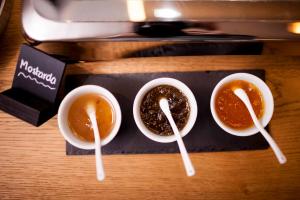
233,88,287,164
86,102,105,181
159,98,195,176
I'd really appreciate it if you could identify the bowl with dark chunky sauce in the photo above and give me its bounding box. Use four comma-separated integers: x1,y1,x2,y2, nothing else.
133,78,198,143
210,73,274,136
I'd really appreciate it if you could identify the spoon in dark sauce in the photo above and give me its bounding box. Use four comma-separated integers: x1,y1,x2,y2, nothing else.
159,98,195,176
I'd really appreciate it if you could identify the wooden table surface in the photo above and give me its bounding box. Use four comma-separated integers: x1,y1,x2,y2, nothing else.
0,2,300,200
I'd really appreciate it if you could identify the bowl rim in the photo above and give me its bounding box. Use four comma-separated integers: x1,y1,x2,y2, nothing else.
57,85,122,150
133,77,198,143
210,73,274,137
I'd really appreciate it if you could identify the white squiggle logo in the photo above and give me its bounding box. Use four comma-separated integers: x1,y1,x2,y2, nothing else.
18,72,56,90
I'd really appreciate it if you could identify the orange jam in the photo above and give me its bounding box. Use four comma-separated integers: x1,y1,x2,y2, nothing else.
215,80,264,129
68,94,115,142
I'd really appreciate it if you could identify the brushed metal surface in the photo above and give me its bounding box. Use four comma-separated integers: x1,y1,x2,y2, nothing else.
22,0,300,42
21,0,300,61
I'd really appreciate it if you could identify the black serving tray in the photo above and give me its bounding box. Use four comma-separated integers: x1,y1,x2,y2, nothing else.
65,70,269,155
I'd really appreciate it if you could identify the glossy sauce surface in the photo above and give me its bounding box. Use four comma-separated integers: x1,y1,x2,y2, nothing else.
140,85,190,136
215,80,264,129
68,94,115,142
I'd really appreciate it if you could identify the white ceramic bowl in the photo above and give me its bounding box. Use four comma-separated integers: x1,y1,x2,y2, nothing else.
133,77,198,143
58,85,122,150
210,73,274,137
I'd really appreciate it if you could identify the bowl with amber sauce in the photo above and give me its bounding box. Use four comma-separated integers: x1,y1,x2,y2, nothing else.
210,73,274,136
58,85,122,150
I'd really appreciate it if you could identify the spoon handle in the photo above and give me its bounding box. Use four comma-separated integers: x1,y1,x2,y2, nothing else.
236,89,287,164
258,125,287,164
89,113,105,181
166,113,195,176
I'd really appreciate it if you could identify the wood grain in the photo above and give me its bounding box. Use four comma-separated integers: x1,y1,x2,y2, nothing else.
0,1,300,200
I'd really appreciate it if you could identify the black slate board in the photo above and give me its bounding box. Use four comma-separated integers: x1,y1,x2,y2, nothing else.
65,70,269,155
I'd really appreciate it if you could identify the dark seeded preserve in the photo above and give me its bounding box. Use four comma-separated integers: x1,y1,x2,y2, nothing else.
140,85,190,136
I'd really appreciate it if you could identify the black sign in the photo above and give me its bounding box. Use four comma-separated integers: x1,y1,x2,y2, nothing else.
0,44,67,126
13,44,66,103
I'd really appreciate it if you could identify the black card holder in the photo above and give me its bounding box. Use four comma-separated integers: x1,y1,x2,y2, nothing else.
0,88,57,126
0,44,67,126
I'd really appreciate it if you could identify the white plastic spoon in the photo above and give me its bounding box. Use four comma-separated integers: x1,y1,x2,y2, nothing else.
86,103,105,181
233,88,287,164
159,98,196,176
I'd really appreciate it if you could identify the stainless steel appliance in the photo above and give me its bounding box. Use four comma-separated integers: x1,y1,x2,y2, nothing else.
22,0,300,60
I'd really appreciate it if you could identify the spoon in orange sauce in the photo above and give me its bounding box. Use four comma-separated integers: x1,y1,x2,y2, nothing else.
86,102,105,181
233,88,287,164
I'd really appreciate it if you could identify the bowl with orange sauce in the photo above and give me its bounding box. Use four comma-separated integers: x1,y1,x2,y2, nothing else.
210,73,274,136
58,85,122,150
